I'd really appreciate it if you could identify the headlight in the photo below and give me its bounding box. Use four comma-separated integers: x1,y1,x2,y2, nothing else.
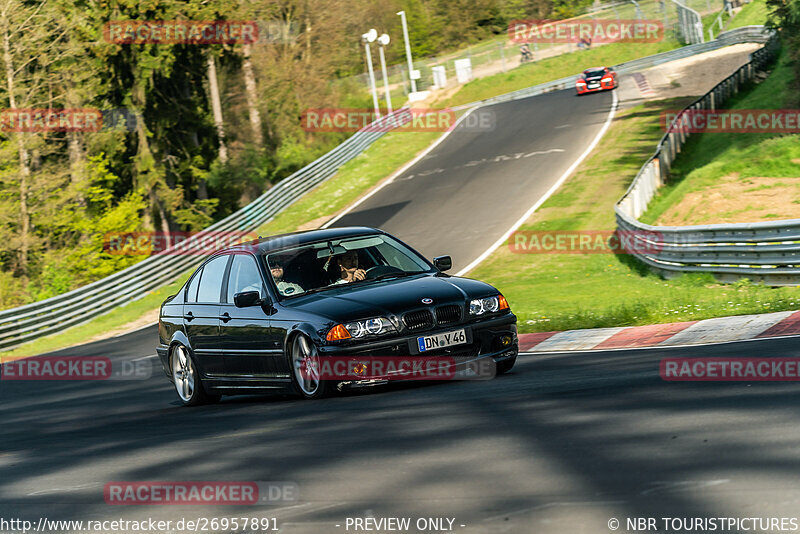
469,294,510,316
326,317,397,341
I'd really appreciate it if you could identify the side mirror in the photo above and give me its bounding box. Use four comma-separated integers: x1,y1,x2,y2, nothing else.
234,290,263,308
433,255,452,272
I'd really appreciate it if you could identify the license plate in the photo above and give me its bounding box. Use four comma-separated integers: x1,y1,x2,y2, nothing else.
588,82,599,88
417,329,467,352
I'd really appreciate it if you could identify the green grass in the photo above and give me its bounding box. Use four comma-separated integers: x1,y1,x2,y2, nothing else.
728,0,770,28
468,96,800,333
439,39,681,108
0,273,191,360
704,0,769,39
641,51,798,225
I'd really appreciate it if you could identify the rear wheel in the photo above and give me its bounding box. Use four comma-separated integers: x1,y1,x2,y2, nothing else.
290,334,329,399
171,344,220,406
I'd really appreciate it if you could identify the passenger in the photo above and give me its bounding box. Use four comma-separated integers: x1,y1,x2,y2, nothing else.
333,250,367,284
270,258,303,296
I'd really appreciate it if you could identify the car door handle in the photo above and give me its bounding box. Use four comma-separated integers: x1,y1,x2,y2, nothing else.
184,311,194,321
220,312,231,323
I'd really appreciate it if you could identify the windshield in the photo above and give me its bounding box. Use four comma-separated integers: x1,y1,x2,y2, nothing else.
585,69,607,78
264,234,433,297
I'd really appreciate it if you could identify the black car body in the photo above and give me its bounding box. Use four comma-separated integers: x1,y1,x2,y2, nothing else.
157,227,518,405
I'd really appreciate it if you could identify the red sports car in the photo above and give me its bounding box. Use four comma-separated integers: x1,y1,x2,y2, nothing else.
576,66,618,95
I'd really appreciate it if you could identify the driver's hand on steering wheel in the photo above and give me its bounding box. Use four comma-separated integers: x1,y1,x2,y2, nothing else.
353,268,367,281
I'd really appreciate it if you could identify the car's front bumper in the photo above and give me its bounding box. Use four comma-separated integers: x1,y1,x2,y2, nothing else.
318,312,518,380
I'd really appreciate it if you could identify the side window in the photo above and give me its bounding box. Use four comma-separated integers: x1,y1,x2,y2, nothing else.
226,254,265,303
185,269,202,303
196,255,229,303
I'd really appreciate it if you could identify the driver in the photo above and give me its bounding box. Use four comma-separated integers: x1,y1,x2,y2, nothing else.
333,250,366,284
269,258,303,296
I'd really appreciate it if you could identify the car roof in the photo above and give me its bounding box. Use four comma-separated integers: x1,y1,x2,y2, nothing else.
583,66,607,73
223,226,383,255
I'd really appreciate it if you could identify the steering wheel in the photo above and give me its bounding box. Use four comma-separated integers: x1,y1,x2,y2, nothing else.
364,265,403,279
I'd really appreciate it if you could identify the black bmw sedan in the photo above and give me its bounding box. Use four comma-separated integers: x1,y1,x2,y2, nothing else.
157,227,518,406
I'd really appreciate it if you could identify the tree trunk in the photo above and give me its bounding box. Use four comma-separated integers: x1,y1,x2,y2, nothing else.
65,84,86,195
241,43,264,146
206,54,228,163
305,17,311,64
2,17,30,272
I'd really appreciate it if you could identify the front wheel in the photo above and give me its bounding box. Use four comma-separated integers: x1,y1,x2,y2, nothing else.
171,344,220,406
290,334,330,399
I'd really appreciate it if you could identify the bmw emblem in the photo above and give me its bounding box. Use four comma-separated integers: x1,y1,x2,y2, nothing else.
421,298,433,305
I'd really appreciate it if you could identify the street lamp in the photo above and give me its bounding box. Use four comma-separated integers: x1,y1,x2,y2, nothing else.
377,33,392,114
396,11,417,95
362,29,381,120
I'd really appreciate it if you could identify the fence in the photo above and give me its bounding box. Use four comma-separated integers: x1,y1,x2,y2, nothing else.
613,31,800,285
673,0,705,44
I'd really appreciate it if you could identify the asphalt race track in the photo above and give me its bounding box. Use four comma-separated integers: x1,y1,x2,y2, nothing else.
3,328,800,533
329,89,615,272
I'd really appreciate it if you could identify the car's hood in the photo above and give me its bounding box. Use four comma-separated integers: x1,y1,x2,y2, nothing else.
281,274,499,321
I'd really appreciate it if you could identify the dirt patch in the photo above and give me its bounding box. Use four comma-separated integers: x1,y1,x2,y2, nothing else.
657,174,800,225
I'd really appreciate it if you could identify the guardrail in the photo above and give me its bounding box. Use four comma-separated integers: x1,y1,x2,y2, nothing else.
0,26,775,351
614,30,799,285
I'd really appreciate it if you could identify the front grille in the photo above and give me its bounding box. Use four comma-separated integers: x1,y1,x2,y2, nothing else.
403,309,435,331
435,304,462,325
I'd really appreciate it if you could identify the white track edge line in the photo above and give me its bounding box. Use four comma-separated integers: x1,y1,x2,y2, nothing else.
455,90,619,276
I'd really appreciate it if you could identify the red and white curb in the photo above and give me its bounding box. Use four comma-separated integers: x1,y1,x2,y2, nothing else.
519,310,800,352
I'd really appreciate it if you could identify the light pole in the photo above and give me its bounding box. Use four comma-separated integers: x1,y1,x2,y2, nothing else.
377,33,392,114
396,11,417,94
362,29,381,120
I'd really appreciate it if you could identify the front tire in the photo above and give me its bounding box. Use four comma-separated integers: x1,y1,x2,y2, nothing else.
171,344,220,406
289,334,329,399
